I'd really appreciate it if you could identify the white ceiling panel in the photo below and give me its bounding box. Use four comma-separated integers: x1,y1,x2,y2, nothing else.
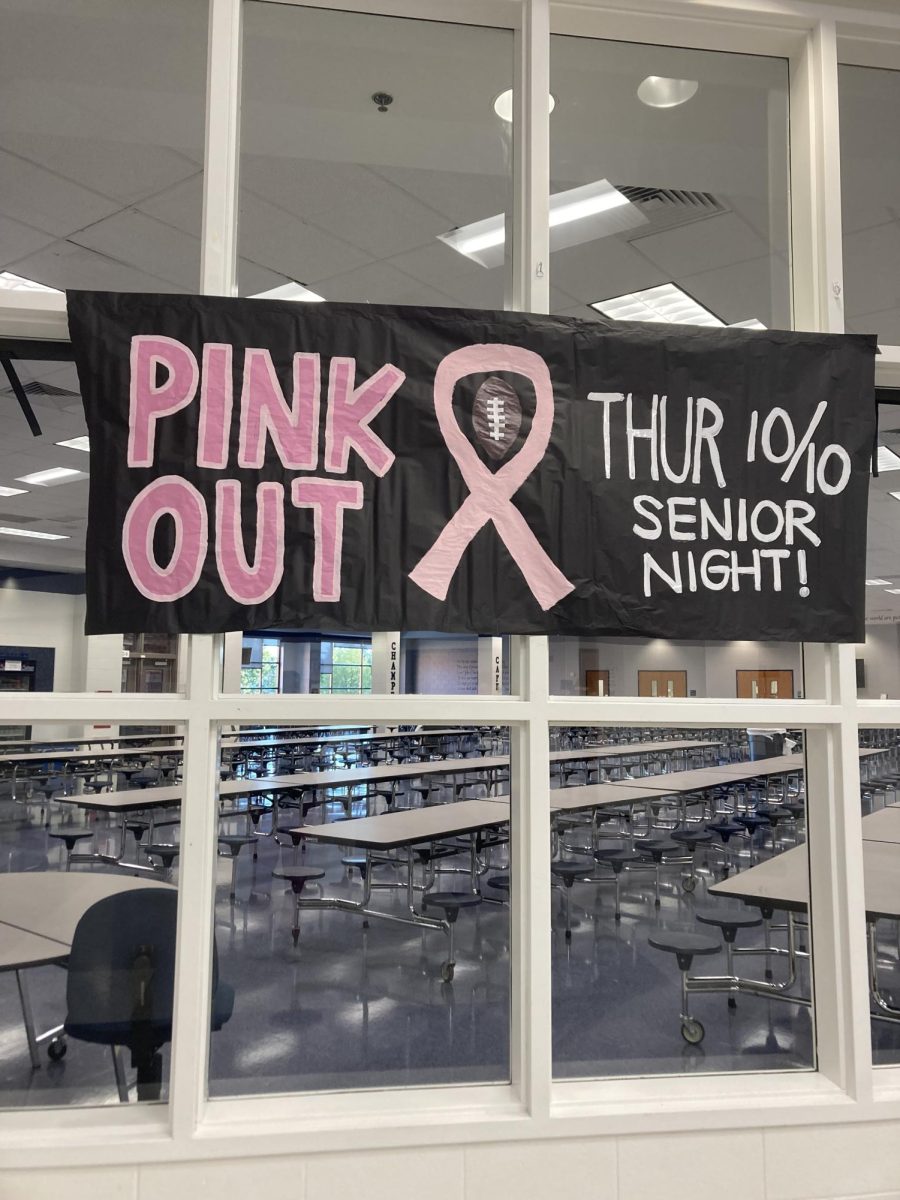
844,222,900,319
676,254,790,328
239,194,372,283
8,239,180,293
241,158,389,223
630,211,771,280
0,148,121,238
0,214,57,268
845,305,900,343
136,173,203,237
370,166,512,228
310,261,456,307
550,235,665,308
300,172,449,259
71,209,201,291
0,130,201,207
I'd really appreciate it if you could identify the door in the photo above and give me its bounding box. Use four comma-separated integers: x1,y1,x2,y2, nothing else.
638,670,687,698
584,669,610,697
736,669,794,699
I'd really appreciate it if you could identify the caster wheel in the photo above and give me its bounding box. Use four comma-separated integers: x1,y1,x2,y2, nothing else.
682,875,697,893
727,997,737,1010
440,961,455,982
47,1036,67,1061
681,1019,705,1045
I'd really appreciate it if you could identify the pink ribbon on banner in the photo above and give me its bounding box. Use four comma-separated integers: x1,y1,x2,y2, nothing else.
409,344,574,611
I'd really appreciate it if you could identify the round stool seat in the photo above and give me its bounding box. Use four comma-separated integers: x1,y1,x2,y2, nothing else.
756,806,791,822
551,860,592,883
422,892,483,921
707,822,744,843
671,829,713,846
48,829,93,850
735,814,768,833
696,908,762,942
634,839,680,860
145,843,180,869
487,874,510,891
648,930,721,971
593,843,630,861
272,865,325,893
218,835,255,858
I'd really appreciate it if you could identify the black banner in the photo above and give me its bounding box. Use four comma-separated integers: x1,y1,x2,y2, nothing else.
67,291,876,641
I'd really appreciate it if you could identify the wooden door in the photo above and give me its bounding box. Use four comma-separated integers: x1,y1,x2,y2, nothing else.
736,669,794,699
584,669,610,696
637,670,687,698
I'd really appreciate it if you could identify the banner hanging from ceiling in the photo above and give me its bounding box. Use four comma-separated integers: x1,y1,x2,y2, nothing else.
67,291,877,641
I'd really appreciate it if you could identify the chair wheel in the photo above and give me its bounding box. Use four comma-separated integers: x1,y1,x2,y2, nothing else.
47,1036,67,1061
441,961,455,982
681,1019,705,1045
682,875,697,893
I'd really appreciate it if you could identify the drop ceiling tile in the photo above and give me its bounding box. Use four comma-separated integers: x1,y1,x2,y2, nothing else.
238,261,296,297
305,175,449,259
370,166,512,227
239,194,372,281
136,174,203,237
311,260,455,306
0,214,58,269
241,158,377,221
844,223,900,321
0,148,121,237
630,211,771,278
70,209,202,291
677,254,790,328
9,239,181,294
844,305,900,343
0,131,201,206
551,235,665,306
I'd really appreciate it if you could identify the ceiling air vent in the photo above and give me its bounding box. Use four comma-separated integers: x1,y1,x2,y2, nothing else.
0,380,79,399
615,185,730,241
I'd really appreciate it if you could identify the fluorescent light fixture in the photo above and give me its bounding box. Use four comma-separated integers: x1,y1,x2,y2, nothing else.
890,491,900,502
866,579,892,586
637,76,699,109
251,282,325,302
15,466,86,487
591,283,766,330
0,485,27,497
887,588,900,595
0,270,61,294
0,526,68,540
55,436,90,452
439,179,647,268
876,446,900,472
492,88,556,122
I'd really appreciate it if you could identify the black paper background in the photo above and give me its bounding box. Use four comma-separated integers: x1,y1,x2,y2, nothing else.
67,291,877,641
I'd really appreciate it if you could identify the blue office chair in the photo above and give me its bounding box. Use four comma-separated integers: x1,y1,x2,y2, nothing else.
63,888,234,1101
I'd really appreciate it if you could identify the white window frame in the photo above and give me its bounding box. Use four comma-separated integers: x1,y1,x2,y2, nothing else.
2,0,900,1167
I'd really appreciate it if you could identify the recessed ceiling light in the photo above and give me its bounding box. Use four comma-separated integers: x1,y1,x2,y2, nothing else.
0,526,68,540
439,179,646,268
251,282,325,302
492,89,556,122
0,270,61,294
591,282,766,330
55,436,90,452
637,76,699,108
876,446,900,472
0,485,27,497
15,466,87,486
866,579,892,586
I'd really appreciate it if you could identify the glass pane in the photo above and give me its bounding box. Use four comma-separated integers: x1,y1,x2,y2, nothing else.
550,724,814,1077
0,721,185,1107
858,729,900,1065
549,636,806,699
549,36,789,330
209,722,512,1095
839,65,900,345
332,646,361,666
239,5,514,306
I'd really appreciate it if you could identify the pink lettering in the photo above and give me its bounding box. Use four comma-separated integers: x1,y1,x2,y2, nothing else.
198,343,233,469
238,349,319,470
324,358,404,477
128,336,199,467
215,480,285,605
122,476,207,602
291,477,363,602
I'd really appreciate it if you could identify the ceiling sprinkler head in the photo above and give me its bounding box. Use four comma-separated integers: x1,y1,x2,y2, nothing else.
372,92,394,113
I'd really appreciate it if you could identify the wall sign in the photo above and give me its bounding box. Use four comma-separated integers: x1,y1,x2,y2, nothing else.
67,291,877,642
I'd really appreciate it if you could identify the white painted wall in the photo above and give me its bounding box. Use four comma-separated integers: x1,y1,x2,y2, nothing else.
857,624,900,699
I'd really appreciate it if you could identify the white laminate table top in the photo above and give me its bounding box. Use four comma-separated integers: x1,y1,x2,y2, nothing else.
0,872,174,945
291,799,510,850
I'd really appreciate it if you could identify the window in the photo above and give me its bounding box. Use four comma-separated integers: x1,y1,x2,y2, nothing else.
318,640,372,694
240,637,282,694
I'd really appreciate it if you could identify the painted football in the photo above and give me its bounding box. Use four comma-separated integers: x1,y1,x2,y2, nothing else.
472,376,522,461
